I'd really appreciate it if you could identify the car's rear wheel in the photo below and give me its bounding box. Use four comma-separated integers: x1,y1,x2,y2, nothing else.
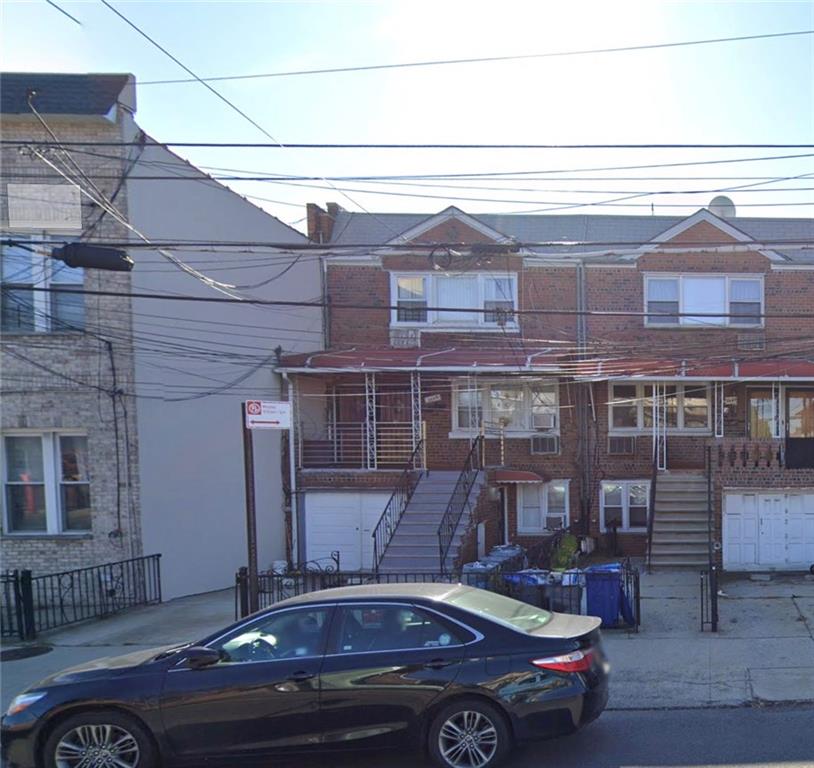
43,710,156,768
428,699,511,768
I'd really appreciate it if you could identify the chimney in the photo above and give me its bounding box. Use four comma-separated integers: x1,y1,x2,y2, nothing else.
306,202,341,243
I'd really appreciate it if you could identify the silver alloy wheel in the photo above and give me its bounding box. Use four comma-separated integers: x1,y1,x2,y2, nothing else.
438,709,499,768
54,723,140,768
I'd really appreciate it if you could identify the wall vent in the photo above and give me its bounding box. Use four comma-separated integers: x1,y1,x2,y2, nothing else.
608,435,636,455
737,333,766,351
530,435,559,455
389,328,420,348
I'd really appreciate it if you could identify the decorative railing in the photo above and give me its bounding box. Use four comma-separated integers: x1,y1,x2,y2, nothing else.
438,435,484,573
371,437,426,572
299,421,414,469
709,438,785,471
1,555,162,640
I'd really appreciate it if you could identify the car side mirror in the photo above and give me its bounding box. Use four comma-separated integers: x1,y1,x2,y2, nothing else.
183,646,221,670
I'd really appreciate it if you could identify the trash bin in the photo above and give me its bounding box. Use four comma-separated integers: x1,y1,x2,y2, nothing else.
461,561,498,590
503,570,548,606
544,571,584,614
487,544,527,571
584,563,622,627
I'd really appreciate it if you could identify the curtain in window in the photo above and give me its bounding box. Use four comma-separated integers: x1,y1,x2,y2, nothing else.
729,279,761,325
682,277,726,325
436,276,478,323
519,484,543,531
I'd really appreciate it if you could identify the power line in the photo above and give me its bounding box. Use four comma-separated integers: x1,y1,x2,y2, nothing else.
43,0,81,25
137,29,814,85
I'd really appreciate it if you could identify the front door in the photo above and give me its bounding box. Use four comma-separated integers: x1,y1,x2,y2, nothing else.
757,495,786,566
160,605,333,759
786,389,814,469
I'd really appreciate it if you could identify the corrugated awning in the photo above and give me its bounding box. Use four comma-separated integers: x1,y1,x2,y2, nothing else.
493,470,547,484
277,346,565,373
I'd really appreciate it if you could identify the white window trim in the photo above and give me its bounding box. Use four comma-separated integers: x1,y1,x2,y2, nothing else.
451,379,560,436
1,431,90,536
600,480,650,533
517,480,570,535
607,381,712,434
643,273,764,328
390,272,518,329
1,233,84,334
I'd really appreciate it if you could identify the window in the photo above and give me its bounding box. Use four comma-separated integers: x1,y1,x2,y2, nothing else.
391,273,517,328
609,382,710,432
748,389,779,439
601,481,650,532
644,275,763,327
452,379,559,434
334,605,464,653
0,238,84,332
518,481,569,534
2,434,90,534
447,589,552,633
215,607,330,662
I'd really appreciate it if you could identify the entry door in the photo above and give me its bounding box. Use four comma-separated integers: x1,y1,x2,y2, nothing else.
786,493,814,566
758,495,786,566
786,389,814,469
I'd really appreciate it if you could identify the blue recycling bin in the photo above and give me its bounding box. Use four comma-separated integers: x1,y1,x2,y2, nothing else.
585,563,622,627
503,570,548,607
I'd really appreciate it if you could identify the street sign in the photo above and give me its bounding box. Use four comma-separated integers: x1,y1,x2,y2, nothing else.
244,400,291,430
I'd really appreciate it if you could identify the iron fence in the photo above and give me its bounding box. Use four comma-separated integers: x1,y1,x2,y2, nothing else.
236,562,640,631
1,554,162,641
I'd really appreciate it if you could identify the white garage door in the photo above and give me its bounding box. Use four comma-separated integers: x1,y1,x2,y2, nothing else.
305,492,391,571
724,491,814,570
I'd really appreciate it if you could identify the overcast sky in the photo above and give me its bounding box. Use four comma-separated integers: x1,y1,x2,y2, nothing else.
2,0,813,231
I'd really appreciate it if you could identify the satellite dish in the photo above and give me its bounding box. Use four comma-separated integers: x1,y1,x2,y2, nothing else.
708,195,736,218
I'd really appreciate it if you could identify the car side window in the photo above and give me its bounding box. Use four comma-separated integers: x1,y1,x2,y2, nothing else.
335,604,464,654
213,608,330,663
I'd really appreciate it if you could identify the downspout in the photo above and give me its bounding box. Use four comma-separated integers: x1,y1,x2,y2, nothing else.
576,258,592,537
282,371,299,566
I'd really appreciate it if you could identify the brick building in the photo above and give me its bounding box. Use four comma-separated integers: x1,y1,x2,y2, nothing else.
279,203,814,573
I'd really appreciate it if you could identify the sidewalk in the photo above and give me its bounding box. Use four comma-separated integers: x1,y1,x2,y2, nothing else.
2,571,814,713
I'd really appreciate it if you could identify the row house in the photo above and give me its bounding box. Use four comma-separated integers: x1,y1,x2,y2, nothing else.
278,202,814,574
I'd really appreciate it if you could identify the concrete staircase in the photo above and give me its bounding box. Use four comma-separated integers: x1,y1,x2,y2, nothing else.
378,470,485,573
649,472,711,569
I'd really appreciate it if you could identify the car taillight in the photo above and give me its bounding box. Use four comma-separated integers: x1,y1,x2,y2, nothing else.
531,649,594,674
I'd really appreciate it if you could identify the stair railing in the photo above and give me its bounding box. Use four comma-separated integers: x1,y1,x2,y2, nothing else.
438,435,484,574
705,444,714,570
646,453,658,572
371,436,425,573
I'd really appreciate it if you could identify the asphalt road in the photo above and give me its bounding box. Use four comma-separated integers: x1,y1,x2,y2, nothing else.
263,706,814,768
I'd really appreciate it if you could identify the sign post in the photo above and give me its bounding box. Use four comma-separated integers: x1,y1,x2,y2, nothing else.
241,400,292,614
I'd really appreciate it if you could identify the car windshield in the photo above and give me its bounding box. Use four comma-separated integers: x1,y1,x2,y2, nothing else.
447,588,552,632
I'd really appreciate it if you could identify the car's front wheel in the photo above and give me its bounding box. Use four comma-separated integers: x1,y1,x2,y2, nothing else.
43,710,157,768
428,699,511,768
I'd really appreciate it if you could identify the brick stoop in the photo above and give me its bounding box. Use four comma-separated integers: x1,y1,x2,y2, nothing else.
378,471,486,572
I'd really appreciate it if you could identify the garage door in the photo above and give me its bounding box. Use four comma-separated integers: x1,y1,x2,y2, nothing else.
304,492,391,571
724,491,814,570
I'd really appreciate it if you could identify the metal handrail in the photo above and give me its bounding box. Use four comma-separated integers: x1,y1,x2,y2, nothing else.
646,453,658,572
705,444,713,569
371,437,425,572
438,435,484,573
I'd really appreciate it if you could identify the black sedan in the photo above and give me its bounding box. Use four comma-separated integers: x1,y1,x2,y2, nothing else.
2,582,608,768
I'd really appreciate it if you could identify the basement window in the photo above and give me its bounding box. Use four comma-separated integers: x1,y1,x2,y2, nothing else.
600,480,650,532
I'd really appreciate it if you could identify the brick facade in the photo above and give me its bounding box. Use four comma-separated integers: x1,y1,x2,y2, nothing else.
1,112,142,574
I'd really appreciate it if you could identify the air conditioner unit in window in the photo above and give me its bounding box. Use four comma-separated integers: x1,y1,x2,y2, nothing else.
608,435,636,455
533,413,556,430
389,328,420,348
530,435,559,455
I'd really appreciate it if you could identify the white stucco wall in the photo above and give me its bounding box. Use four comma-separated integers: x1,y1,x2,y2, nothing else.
124,129,321,599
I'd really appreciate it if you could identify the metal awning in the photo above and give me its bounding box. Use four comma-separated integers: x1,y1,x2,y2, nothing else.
493,470,548,484
573,358,814,381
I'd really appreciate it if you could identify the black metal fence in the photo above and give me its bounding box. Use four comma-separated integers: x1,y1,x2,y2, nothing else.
700,566,719,632
236,563,640,631
1,554,162,641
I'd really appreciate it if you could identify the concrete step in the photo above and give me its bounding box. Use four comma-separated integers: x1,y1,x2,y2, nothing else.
651,531,710,544
399,512,449,524
650,545,708,558
655,490,708,501
653,512,709,523
384,544,459,558
654,501,709,513
653,521,710,533
405,502,451,512
649,558,707,569
379,558,444,572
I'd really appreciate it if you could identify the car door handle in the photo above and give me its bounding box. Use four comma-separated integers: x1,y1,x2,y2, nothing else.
287,671,316,682
424,658,451,670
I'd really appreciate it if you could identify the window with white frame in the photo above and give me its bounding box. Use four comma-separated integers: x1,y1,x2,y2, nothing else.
608,382,710,431
518,481,569,534
452,379,559,433
644,275,762,327
2,434,91,534
391,273,517,327
601,480,649,532
0,237,84,333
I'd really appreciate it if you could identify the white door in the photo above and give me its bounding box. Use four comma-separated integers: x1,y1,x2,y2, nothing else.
787,493,814,567
305,492,390,571
723,493,759,568
758,494,786,566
